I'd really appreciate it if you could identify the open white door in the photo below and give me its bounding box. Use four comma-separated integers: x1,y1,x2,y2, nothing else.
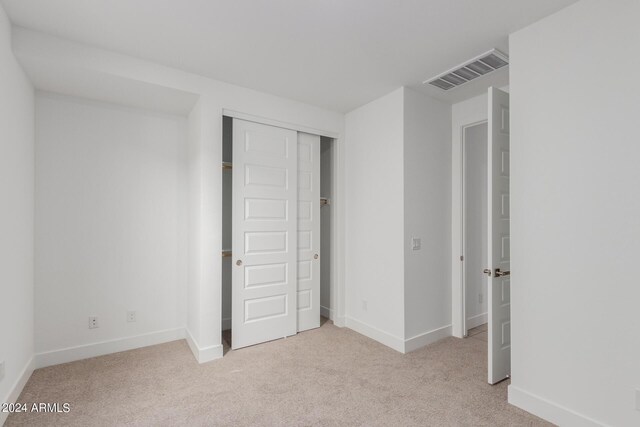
487,87,511,384
232,119,298,349
296,133,320,332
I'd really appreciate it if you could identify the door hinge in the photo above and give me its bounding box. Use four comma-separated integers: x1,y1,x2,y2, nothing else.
460,255,464,261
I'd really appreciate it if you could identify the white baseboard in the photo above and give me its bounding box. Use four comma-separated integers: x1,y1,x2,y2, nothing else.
222,317,232,331
333,315,345,328
466,312,487,330
344,317,452,354
320,305,334,320
404,324,452,353
508,385,607,427
1,357,35,426
185,329,223,364
344,316,404,353
35,328,185,369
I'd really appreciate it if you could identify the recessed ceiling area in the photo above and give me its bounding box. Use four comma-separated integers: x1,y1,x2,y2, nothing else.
1,0,578,112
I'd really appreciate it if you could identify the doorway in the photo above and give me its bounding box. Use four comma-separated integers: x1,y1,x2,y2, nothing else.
462,122,488,339
221,116,336,351
455,87,511,385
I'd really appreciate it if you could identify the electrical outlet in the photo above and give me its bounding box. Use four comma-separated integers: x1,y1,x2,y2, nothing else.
362,300,368,311
0,361,5,381
88,316,99,329
479,293,483,304
127,311,137,323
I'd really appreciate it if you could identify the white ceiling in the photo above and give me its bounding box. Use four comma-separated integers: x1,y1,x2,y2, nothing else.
1,0,578,112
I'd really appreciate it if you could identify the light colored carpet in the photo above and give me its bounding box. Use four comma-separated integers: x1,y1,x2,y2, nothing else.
6,320,551,426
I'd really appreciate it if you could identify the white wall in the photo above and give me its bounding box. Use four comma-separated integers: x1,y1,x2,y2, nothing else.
463,123,488,327
344,88,406,351
0,4,34,417
12,28,346,362
35,93,188,364
186,100,203,347
344,87,451,352
508,1,640,425
403,88,452,349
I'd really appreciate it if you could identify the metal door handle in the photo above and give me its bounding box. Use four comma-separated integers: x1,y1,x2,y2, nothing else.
314,254,319,260
236,260,242,266
483,268,492,276
495,268,510,277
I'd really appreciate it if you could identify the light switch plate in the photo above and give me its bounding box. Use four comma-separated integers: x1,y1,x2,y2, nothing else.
412,237,421,251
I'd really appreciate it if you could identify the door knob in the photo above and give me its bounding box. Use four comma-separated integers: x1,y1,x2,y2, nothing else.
314,254,319,260
495,268,510,277
236,260,242,266
483,268,492,276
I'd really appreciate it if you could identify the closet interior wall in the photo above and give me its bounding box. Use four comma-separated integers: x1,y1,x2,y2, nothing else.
320,137,333,319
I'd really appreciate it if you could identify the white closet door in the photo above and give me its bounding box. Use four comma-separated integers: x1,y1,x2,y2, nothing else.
232,119,298,349
487,87,511,384
297,133,320,332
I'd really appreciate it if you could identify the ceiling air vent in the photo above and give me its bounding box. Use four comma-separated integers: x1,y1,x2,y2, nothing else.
424,49,509,91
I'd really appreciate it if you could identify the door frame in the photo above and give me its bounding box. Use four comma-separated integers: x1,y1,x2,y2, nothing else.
451,87,509,339
460,120,488,337
222,109,346,334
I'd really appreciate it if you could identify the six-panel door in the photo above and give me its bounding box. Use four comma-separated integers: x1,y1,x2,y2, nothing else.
232,119,298,349
487,87,511,384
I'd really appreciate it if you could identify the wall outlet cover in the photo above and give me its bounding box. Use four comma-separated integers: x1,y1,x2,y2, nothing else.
88,316,99,329
127,311,137,322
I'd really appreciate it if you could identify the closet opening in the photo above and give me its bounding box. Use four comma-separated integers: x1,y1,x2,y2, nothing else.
222,115,233,352
221,116,336,352
462,121,488,341
319,136,334,326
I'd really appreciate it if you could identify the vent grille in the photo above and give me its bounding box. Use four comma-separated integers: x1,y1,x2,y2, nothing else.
424,49,509,91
